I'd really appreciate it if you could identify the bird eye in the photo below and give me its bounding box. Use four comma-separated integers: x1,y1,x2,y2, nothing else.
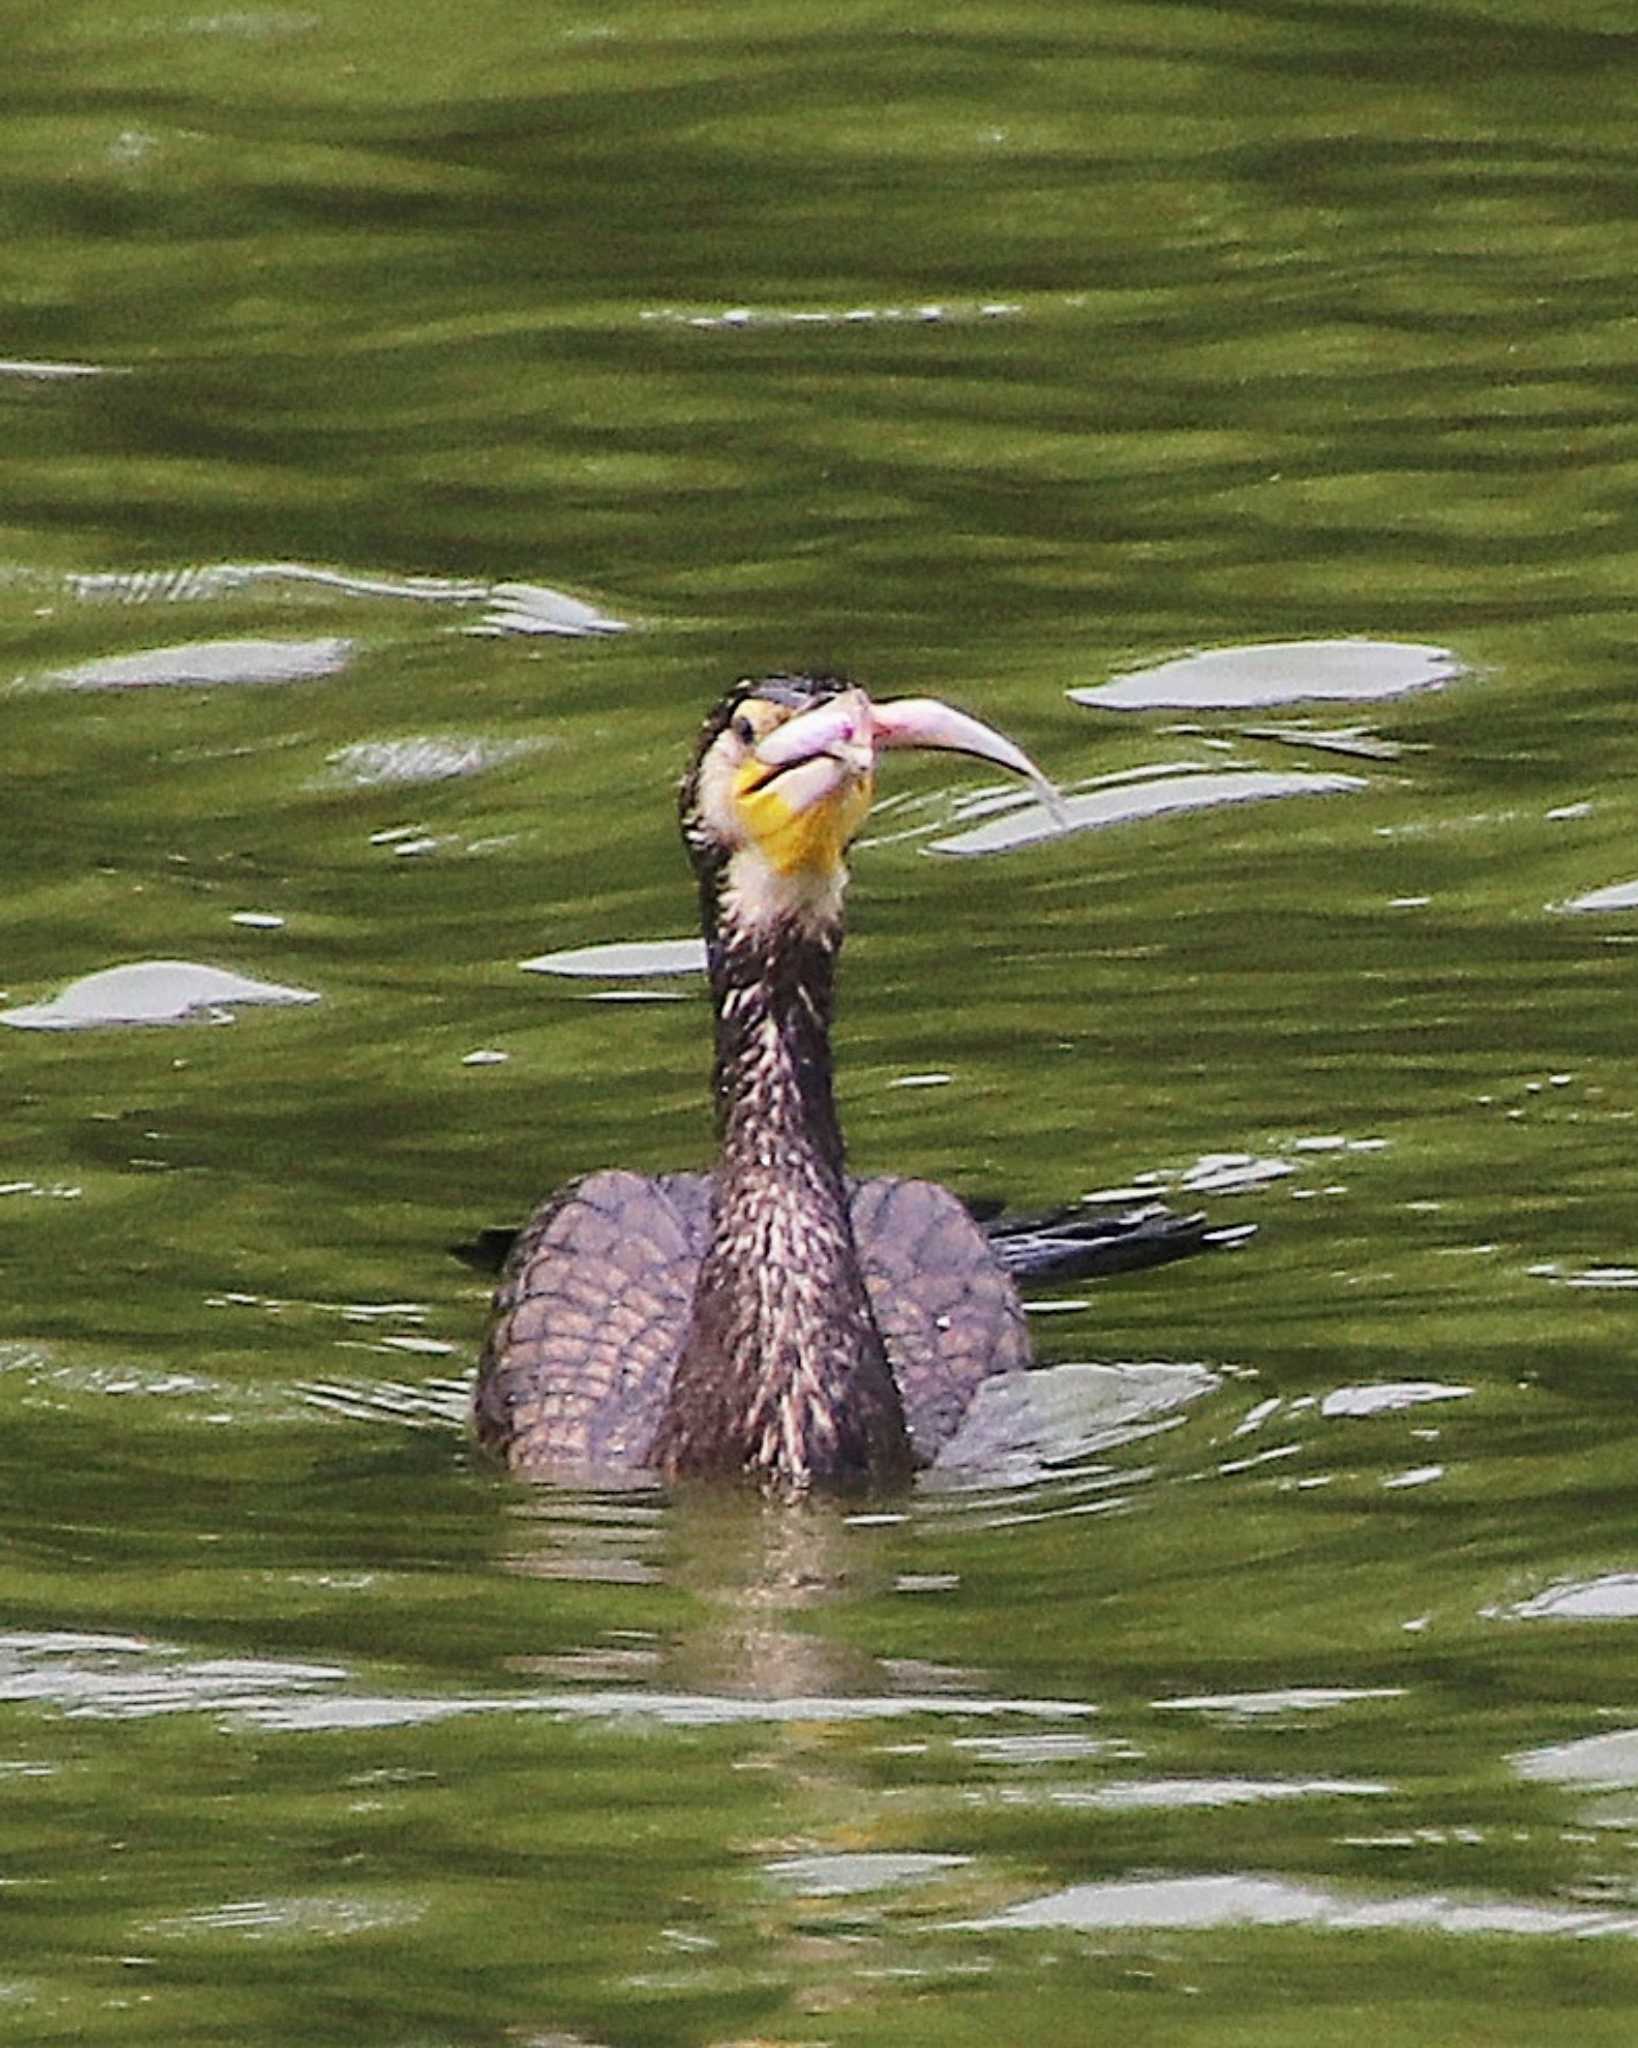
731,713,756,746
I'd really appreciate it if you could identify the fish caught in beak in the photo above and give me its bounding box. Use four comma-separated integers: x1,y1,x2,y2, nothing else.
742,683,1061,870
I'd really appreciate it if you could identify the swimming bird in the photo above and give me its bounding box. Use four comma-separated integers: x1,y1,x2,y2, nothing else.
473,673,1210,1490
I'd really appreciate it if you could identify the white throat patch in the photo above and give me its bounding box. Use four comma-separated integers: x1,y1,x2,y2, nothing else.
720,841,848,938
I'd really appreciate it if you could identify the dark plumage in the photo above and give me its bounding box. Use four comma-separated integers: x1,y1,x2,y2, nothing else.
475,1167,1029,1479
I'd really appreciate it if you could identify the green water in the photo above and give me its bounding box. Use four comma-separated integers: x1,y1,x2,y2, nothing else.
5,1,1638,2040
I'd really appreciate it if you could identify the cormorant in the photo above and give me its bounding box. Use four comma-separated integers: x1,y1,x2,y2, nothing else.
473,674,1208,1490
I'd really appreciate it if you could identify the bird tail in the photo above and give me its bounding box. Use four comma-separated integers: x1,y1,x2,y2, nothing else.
979,1201,1255,1284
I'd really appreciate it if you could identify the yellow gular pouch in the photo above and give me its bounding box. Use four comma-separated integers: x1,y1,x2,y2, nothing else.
733,752,875,878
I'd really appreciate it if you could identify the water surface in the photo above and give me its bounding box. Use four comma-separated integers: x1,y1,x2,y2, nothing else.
4,2,1638,2043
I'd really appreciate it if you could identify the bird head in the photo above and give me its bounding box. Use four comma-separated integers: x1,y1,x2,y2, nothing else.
680,672,1056,936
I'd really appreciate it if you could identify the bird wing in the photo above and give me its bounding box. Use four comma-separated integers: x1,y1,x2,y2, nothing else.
474,1168,711,1475
474,1168,1031,1477
848,1175,1031,1465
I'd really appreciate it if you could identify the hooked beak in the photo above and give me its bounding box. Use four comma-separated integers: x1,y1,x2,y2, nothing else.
753,686,1060,818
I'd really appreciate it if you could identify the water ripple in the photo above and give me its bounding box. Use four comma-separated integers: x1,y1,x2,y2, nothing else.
1320,1381,1474,1418
764,1852,971,1896
1,960,320,1030
520,938,707,978
1488,1574,1638,1623
1069,639,1464,712
238,1687,1104,1735
1152,1688,1406,1720
956,1871,1638,1939
0,1632,345,1721
43,637,352,691
56,560,628,636
1558,879,1638,914
928,768,1364,856
1050,1775,1392,1811
321,735,544,787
